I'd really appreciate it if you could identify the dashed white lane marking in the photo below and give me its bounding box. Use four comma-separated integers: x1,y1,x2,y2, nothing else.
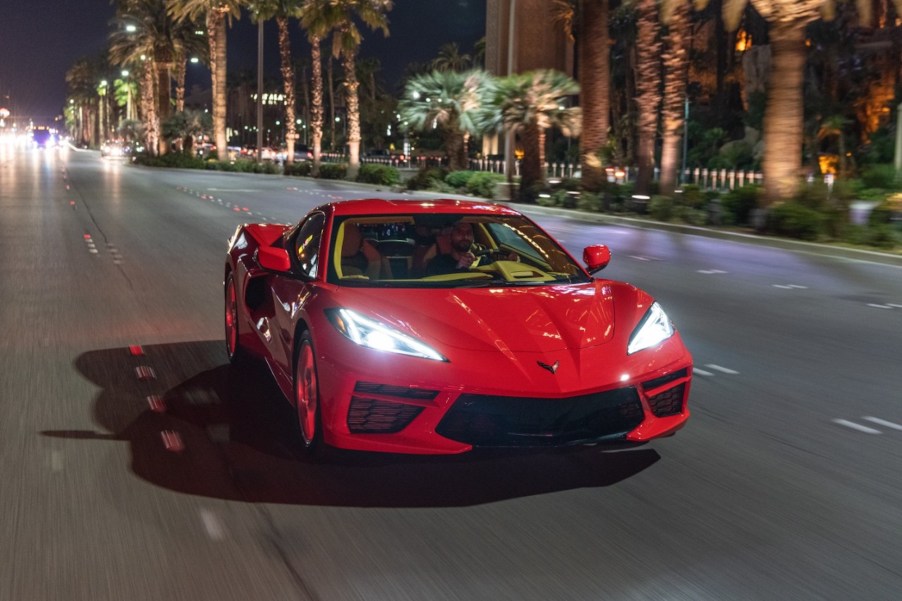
773,284,808,289
862,416,902,431
135,366,157,381
161,430,185,452
705,364,739,375
868,303,894,309
629,255,652,261
50,451,64,472
888,304,902,309
199,509,227,541
698,269,728,275
833,419,882,434
693,368,714,376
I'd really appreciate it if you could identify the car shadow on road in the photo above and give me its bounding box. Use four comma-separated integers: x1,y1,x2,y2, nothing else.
43,340,661,508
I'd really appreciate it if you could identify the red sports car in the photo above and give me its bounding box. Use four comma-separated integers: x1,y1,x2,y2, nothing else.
224,199,692,455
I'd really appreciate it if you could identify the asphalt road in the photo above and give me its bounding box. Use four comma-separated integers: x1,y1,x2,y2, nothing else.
2,145,902,601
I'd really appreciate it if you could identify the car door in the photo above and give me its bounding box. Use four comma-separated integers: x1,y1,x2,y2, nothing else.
267,212,326,385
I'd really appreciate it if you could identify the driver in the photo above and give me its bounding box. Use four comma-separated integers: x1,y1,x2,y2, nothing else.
425,220,478,275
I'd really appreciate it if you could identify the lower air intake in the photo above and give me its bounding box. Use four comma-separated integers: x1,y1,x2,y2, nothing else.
647,384,685,417
347,397,424,433
435,388,644,447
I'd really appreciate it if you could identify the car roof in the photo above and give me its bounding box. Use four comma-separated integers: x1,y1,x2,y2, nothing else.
324,198,521,218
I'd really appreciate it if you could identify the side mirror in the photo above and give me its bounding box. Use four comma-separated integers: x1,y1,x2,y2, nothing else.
257,246,292,273
583,245,611,274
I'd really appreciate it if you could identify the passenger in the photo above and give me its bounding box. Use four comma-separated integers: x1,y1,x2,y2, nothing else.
341,223,382,278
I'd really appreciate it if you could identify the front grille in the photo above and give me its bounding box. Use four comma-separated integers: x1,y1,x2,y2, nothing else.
647,383,685,417
435,388,644,447
347,396,424,433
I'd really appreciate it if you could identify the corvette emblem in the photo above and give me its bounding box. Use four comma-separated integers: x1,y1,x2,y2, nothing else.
537,360,560,374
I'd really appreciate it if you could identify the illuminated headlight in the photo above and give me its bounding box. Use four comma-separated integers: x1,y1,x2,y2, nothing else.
327,308,447,361
627,302,674,355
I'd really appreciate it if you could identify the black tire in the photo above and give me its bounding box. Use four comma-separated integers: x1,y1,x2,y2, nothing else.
294,330,325,454
224,272,244,364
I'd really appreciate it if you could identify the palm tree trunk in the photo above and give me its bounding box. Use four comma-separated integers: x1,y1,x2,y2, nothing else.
578,0,610,192
761,23,807,206
277,17,298,165
175,60,186,113
208,10,228,162
156,62,172,154
310,37,324,175
521,122,544,194
634,0,661,196
341,49,361,178
658,2,689,196
327,58,336,152
142,60,158,156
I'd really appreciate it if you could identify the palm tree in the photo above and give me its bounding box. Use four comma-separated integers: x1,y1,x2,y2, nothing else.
399,70,492,171
331,0,392,176
633,0,662,196
251,0,303,164
321,0,393,178
817,114,851,177
167,0,244,161
111,0,200,154
298,0,332,174
162,108,212,153
431,42,472,73
554,0,612,192
66,59,101,146
486,70,582,196
658,0,691,196
701,0,902,206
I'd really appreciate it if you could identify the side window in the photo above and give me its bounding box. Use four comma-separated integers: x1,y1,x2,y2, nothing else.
293,213,325,278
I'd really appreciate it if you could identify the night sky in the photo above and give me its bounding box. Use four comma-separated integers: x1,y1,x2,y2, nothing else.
0,0,486,126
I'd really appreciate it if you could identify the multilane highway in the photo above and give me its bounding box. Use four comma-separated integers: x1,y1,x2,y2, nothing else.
2,144,901,600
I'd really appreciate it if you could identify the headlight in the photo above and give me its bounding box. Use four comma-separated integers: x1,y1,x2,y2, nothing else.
627,302,674,355
326,308,447,361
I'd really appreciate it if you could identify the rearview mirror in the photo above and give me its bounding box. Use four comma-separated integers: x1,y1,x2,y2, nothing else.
257,246,292,273
583,245,611,274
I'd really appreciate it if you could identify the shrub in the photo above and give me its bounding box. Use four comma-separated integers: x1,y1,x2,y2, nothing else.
445,170,477,189
768,202,824,241
721,185,762,226
649,195,674,221
317,163,347,180
576,191,603,212
284,161,312,177
134,152,206,169
406,166,448,191
465,172,504,198
844,224,900,249
356,163,400,186
860,164,901,190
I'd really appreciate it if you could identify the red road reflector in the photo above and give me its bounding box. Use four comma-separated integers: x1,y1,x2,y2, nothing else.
161,430,185,452
135,366,156,381
147,395,166,413
128,345,144,356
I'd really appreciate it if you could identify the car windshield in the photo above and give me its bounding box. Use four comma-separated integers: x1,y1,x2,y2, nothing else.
327,214,591,288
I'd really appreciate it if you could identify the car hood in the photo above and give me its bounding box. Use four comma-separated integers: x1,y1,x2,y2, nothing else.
335,280,621,353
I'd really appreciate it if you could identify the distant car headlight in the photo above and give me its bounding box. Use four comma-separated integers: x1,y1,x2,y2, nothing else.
627,302,674,355
327,308,447,361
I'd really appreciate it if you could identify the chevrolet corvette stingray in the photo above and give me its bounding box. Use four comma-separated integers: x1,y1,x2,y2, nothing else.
224,199,692,455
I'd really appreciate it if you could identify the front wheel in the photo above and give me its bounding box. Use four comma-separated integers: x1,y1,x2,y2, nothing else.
224,273,243,364
294,331,324,453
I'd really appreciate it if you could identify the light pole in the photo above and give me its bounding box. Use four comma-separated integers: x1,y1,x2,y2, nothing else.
98,80,109,144
894,102,902,183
